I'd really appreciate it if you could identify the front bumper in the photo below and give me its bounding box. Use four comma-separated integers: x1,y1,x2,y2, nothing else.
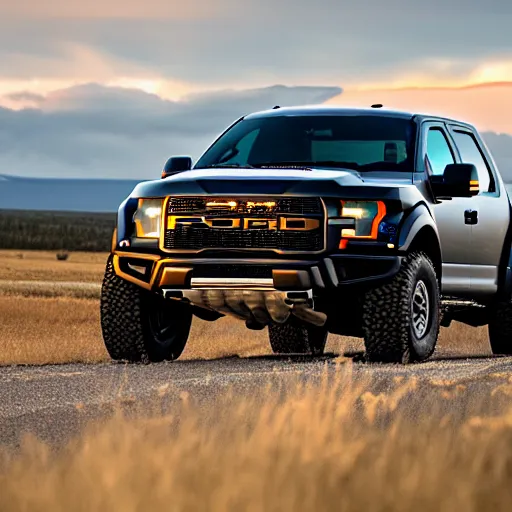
113,251,402,293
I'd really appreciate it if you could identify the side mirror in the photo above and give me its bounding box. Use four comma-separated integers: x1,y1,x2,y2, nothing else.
162,156,192,179
431,163,479,198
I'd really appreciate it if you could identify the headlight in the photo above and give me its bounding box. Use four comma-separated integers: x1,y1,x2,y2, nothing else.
133,199,163,238
340,201,386,239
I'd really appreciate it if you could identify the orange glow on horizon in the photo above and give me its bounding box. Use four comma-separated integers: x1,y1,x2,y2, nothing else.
346,80,512,93
329,81,512,134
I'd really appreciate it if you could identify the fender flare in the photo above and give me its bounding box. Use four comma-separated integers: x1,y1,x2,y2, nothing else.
498,249,512,300
397,204,442,267
115,196,139,248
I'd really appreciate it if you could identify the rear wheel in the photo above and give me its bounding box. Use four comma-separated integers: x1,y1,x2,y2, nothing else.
362,252,440,363
488,302,512,354
268,317,328,355
100,257,192,363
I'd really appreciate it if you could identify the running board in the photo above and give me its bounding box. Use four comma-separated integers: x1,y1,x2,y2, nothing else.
441,298,488,327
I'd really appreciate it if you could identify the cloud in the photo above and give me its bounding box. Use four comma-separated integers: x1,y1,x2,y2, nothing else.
1,81,511,186
0,84,342,179
0,0,511,90
5,91,45,106
0,0,237,19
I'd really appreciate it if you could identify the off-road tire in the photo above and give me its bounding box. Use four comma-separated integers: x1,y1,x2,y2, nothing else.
100,256,192,363
268,317,328,355
488,302,512,354
362,252,440,364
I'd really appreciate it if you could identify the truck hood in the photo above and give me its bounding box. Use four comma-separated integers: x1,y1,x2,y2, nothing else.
132,167,417,202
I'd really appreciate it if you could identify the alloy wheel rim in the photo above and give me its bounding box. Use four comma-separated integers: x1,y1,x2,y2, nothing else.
412,280,430,339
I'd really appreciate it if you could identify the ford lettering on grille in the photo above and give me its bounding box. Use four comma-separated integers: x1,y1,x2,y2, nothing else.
163,197,324,253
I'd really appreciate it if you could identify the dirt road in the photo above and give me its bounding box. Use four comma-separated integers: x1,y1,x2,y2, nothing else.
2,351,512,446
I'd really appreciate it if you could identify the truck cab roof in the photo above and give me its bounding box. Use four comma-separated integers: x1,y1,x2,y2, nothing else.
245,105,476,131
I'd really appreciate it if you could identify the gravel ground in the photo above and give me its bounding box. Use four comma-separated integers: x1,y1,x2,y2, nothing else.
2,351,512,446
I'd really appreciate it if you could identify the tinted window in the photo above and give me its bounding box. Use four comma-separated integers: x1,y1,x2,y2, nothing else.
452,131,493,193
217,129,260,166
426,128,454,175
311,139,408,165
195,115,417,172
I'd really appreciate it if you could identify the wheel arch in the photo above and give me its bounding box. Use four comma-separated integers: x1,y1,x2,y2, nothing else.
496,198,512,300
398,204,442,280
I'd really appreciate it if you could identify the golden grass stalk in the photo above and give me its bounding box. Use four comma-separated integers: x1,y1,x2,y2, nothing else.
2,371,512,511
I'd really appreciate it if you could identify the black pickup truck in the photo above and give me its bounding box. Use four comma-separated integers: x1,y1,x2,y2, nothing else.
100,106,512,364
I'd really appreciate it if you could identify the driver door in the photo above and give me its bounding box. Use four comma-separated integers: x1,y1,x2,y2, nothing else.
422,122,472,295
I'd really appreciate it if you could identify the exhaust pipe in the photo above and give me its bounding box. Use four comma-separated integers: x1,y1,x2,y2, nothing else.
292,304,327,327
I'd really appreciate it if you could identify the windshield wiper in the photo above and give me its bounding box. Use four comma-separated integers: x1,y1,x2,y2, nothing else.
202,163,255,169
252,160,361,170
357,161,408,171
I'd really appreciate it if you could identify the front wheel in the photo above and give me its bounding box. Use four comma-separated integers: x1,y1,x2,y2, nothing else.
362,252,440,364
268,317,328,355
100,257,192,363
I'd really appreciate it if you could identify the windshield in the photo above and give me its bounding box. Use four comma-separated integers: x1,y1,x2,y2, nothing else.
195,114,416,171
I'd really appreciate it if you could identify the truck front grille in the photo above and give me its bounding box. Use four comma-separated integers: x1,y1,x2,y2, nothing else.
163,196,324,253
168,197,323,216
164,228,323,252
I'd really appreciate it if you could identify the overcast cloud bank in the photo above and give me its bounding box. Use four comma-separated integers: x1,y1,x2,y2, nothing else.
0,84,343,179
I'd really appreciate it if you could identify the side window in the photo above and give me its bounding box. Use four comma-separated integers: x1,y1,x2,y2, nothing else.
451,130,493,193
217,129,260,165
426,128,455,175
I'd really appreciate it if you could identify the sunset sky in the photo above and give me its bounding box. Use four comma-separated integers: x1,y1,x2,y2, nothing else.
1,0,511,178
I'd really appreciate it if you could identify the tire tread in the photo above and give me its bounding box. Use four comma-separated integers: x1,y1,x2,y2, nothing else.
268,318,327,355
362,252,440,364
100,257,148,362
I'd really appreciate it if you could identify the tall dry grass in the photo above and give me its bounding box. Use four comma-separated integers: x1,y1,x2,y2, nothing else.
2,370,512,511
0,296,107,365
0,250,507,510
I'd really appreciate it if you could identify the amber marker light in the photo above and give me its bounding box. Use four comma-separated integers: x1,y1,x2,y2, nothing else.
246,201,277,208
339,200,387,248
206,201,238,208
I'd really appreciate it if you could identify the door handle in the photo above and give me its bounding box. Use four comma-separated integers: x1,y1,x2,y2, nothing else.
464,209,478,225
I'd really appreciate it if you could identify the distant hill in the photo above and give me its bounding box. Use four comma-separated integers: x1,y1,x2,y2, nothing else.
0,174,142,212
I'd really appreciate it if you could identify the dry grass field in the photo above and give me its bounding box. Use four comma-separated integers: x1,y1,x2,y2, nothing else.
0,250,492,365
0,250,493,364
0,250,107,283
2,371,512,511
1,250,510,511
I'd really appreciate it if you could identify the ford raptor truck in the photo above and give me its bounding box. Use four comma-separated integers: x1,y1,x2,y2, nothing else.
100,106,512,364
